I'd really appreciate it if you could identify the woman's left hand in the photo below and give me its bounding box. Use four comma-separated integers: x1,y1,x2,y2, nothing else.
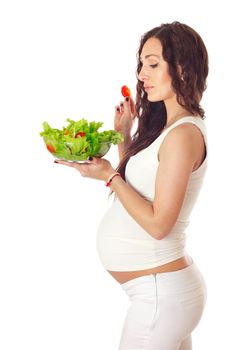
54,157,116,182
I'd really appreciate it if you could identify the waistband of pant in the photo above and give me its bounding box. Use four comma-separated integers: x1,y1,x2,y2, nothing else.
121,260,201,290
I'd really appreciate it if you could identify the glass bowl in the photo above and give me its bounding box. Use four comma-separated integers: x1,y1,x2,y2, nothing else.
44,140,112,162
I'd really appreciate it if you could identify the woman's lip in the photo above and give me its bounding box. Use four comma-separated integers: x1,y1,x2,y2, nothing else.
144,86,154,92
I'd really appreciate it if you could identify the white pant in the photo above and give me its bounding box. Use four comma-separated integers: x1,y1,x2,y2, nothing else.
119,261,207,350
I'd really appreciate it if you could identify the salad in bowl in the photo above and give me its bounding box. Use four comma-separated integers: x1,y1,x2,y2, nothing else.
40,118,124,162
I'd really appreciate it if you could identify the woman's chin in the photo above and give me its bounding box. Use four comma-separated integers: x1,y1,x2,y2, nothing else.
147,96,160,102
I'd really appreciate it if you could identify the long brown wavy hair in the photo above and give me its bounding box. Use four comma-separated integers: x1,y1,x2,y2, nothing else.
109,21,209,198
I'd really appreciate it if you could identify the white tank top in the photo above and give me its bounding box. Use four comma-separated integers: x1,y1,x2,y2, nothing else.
96,116,208,271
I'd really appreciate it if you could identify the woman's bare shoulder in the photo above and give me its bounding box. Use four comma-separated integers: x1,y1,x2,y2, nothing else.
158,122,205,165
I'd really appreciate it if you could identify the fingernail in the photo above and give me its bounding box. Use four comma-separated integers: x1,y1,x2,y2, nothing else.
88,156,93,161
116,107,120,112
126,97,129,102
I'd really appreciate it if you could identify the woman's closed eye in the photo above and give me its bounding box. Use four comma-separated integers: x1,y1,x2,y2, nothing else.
149,63,159,68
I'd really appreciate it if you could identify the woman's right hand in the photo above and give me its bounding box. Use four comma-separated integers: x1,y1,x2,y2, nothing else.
114,96,137,136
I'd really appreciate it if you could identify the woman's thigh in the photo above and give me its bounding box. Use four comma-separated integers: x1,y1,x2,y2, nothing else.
145,293,202,350
119,295,198,350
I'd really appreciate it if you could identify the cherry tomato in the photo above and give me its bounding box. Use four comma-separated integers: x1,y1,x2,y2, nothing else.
46,144,56,153
75,132,86,138
121,85,131,97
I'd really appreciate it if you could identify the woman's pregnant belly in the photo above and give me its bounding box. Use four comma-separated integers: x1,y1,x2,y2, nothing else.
96,198,186,272
96,198,158,272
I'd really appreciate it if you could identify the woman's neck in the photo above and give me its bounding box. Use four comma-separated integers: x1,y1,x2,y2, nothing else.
164,97,201,128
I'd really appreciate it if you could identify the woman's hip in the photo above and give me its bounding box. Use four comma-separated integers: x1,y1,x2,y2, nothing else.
121,260,207,308
119,261,207,349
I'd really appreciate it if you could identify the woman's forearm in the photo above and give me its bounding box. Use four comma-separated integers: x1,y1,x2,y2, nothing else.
118,134,132,161
108,175,163,240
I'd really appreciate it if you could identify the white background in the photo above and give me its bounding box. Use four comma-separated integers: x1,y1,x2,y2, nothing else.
0,0,239,349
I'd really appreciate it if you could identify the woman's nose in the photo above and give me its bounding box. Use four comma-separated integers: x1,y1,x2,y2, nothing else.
138,66,148,82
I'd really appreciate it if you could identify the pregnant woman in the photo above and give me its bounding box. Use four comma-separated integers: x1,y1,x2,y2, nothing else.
55,21,209,350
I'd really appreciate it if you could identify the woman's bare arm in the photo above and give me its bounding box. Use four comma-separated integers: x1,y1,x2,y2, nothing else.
118,134,132,161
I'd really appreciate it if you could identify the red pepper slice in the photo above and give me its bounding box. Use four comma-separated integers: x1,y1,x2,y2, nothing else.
121,85,131,97
75,132,86,138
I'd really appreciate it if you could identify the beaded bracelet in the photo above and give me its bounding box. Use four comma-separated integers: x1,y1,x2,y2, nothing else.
105,172,121,187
